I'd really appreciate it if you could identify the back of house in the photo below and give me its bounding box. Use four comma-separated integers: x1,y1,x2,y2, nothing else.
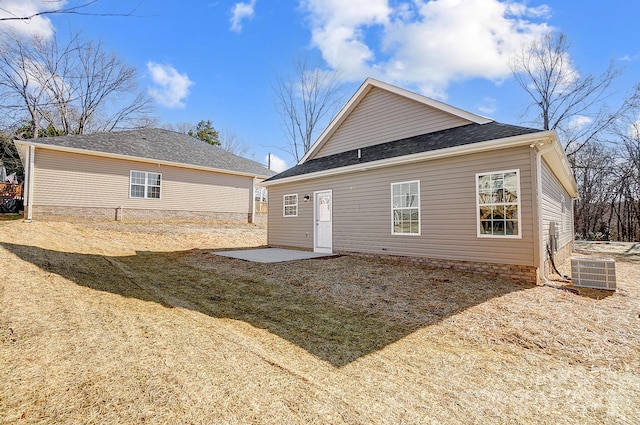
263,78,577,284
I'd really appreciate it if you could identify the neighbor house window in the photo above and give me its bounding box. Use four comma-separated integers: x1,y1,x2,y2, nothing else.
476,170,521,237
130,171,161,199
391,180,420,235
283,194,298,217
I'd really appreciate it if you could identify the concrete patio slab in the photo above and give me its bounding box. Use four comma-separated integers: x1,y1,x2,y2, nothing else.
213,248,338,263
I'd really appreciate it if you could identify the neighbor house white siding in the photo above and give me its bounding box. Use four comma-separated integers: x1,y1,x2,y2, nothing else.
31,149,253,214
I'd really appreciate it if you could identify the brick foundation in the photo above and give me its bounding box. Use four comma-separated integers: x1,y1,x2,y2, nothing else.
338,252,537,284
30,205,263,223
269,244,538,285
340,251,538,284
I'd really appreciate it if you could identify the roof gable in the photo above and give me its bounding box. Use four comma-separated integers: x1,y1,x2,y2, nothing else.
15,128,274,178
300,78,492,163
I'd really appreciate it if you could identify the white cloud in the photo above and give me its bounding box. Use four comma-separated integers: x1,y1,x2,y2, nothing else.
620,53,640,62
302,0,552,99
477,97,497,115
0,0,59,39
230,0,256,33
505,2,552,19
146,62,193,109
304,0,390,77
628,121,640,141
266,153,288,172
568,115,593,131
23,58,70,99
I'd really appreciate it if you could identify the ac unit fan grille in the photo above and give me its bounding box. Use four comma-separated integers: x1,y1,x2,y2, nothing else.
571,257,616,290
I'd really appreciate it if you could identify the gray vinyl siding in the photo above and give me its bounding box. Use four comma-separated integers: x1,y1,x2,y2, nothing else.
313,87,471,159
269,146,536,266
541,159,573,251
32,149,252,213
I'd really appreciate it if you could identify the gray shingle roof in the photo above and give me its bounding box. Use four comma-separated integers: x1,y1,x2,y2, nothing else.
265,122,542,182
22,128,275,177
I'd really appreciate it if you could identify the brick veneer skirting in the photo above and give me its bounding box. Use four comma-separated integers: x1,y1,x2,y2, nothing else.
332,251,537,284
268,243,539,285
30,205,262,223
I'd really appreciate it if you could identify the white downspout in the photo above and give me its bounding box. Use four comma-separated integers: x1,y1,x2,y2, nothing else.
249,177,257,224
533,140,556,283
21,146,29,211
24,145,36,222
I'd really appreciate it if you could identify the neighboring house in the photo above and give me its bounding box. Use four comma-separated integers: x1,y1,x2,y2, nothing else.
262,78,578,284
14,128,275,222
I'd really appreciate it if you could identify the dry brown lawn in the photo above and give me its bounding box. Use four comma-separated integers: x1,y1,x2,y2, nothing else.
1,220,638,424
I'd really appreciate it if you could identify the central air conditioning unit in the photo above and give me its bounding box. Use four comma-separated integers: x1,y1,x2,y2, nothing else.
571,257,616,290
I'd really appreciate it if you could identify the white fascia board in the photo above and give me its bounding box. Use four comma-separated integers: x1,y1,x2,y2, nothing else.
299,80,372,165
262,131,556,187
13,140,271,179
299,78,493,165
538,136,579,197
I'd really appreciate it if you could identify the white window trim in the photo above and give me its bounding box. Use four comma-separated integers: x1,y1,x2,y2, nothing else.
391,180,421,236
475,169,522,239
283,193,298,217
129,170,162,200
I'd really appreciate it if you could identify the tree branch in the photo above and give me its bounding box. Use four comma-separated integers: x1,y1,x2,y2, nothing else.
0,0,142,21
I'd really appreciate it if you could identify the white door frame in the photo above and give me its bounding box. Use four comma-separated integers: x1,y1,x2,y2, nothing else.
313,190,333,253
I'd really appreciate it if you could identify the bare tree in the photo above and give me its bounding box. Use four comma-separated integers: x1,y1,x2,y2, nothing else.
567,116,640,242
0,32,58,138
161,121,192,134
607,117,640,241
570,142,617,239
274,56,344,162
510,31,631,155
0,31,153,138
72,39,152,133
219,127,252,158
511,31,640,242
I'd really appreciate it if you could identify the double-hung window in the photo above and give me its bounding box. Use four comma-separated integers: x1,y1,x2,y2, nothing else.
130,170,161,199
476,170,520,237
283,194,298,217
391,180,420,235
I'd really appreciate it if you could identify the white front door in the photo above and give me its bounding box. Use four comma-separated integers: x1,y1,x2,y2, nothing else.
314,190,332,253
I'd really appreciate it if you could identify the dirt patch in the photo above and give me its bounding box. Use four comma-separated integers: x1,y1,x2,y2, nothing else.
574,240,640,257
1,220,639,424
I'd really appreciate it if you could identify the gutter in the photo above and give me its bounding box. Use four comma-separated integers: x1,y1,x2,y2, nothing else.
25,145,35,222
13,140,273,180
263,131,557,187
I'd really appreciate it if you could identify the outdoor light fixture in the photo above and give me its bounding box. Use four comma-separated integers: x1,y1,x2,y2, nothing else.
303,194,311,202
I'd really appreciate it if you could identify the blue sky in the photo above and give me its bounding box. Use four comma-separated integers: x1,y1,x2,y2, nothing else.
2,0,639,171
